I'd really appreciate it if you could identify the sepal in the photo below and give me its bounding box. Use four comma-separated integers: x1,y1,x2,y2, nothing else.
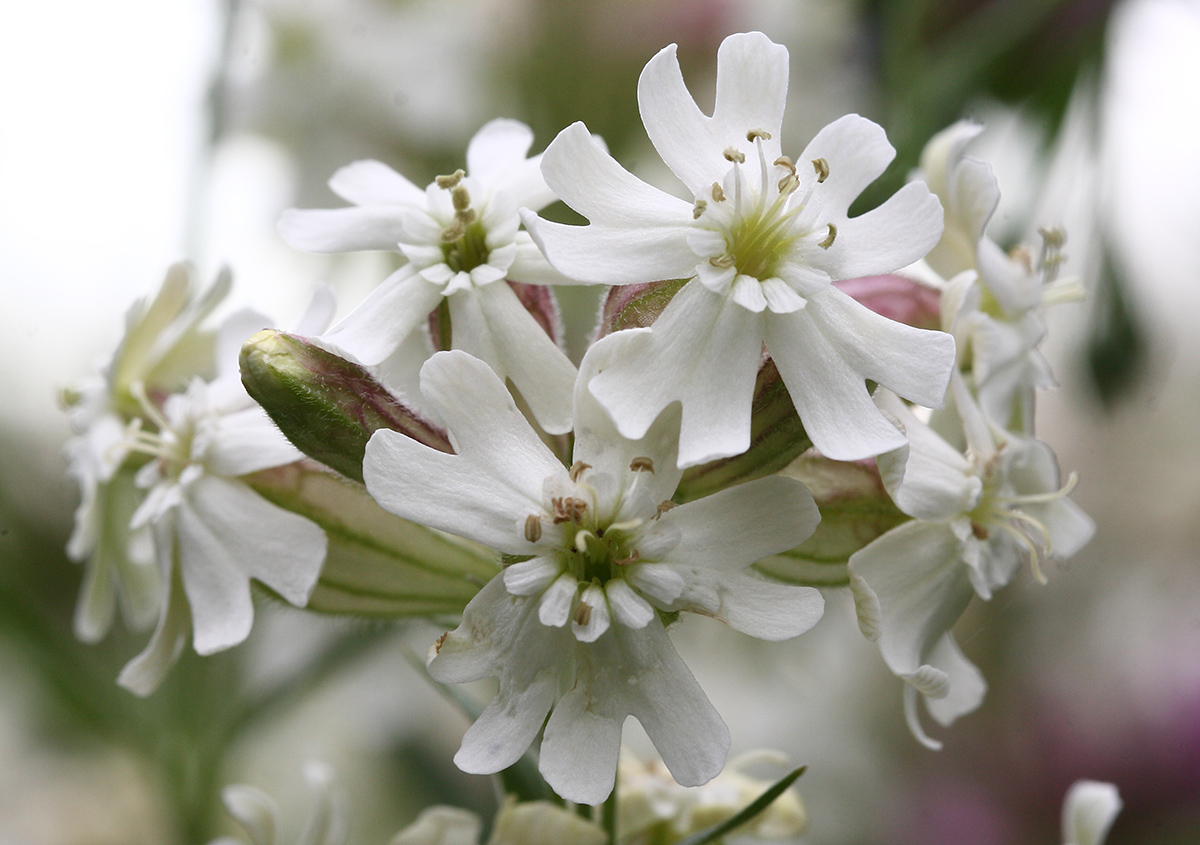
756,454,908,588
594,278,688,338
239,330,451,483
246,463,498,617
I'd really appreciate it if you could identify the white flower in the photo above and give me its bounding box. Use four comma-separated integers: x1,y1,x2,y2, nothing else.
209,761,347,845
279,118,577,434
848,379,1094,747
619,748,806,842
918,121,1085,433
1062,780,1122,845
111,295,334,695
63,263,231,642
362,342,823,804
389,799,605,845
522,32,955,466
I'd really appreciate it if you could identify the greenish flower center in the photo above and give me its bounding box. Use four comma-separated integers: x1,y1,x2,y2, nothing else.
723,203,800,280
441,220,490,274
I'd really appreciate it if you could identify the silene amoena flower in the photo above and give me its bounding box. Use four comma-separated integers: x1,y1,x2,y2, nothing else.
279,118,578,434
848,378,1094,747
917,121,1086,434
522,31,956,467
67,271,334,695
63,264,231,643
361,339,825,804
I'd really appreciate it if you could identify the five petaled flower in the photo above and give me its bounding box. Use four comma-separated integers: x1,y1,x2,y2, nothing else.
280,118,578,434
362,342,824,803
523,31,956,467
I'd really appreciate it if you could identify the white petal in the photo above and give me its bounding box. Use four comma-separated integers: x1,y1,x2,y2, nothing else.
761,277,807,313
503,555,562,597
874,391,980,521
117,521,190,697
1063,781,1122,845
922,633,987,728
207,406,303,476
625,563,685,606
391,806,483,845
521,212,697,286
848,521,975,678
812,181,945,280
572,582,611,642
220,785,279,845
539,573,579,627
764,307,908,461
292,284,338,337
328,159,425,206
179,476,326,654
587,280,764,468
730,274,768,312
571,334,686,505
445,580,573,775
538,122,695,227
214,308,273,380
467,119,534,183
363,351,564,553
800,115,896,215
318,265,445,366
508,234,572,286
604,579,654,628
541,619,728,803
638,34,787,195
447,282,577,435
278,207,407,253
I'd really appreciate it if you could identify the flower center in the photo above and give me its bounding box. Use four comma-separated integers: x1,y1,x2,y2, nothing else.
436,169,490,274
697,132,833,284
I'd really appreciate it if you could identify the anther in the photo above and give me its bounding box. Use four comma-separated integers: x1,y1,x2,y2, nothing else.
569,461,591,483
524,514,542,543
774,156,796,174
441,220,467,242
818,223,837,250
724,147,746,164
629,457,654,473
573,602,593,627
747,129,772,142
435,170,464,189
433,632,448,653
615,550,640,565
778,173,799,195
654,500,675,519
451,184,472,212
812,158,830,183
710,254,736,269
971,522,989,540
1038,226,1065,249
551,496,587,524
711,182,726,202
693,199,707,219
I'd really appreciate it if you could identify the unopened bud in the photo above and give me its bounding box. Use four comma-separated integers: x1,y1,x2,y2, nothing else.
834,275,942,331
240,330,451,483
594,279,688,339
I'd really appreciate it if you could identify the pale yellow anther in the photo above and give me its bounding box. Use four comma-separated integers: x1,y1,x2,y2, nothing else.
724,147,746,164
451,184,472,212
454,207,477,226
747,129,772,142
711,182,727,202
778,173,800,195
436,169,465,189
573,602,593,627
569,461,591,483
440,220,467,242
812,158,830,183
629,456,655,473
1039,226,1065,249
818,222,837,250
524,514,542,543
693,199,708,219
774,156,796,174
710,254,736,269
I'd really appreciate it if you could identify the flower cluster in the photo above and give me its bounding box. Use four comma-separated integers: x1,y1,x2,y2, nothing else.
65,28,1096,827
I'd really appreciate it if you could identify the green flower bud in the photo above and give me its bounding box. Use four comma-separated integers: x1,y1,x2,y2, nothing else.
756,454,907,587
595,278,689,338
247,463,498,618
240,330,451,483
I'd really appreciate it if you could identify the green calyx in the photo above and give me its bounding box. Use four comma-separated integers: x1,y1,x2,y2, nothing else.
239,330,451,483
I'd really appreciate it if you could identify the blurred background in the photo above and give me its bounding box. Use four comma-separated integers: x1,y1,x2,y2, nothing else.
2,0,1198,842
